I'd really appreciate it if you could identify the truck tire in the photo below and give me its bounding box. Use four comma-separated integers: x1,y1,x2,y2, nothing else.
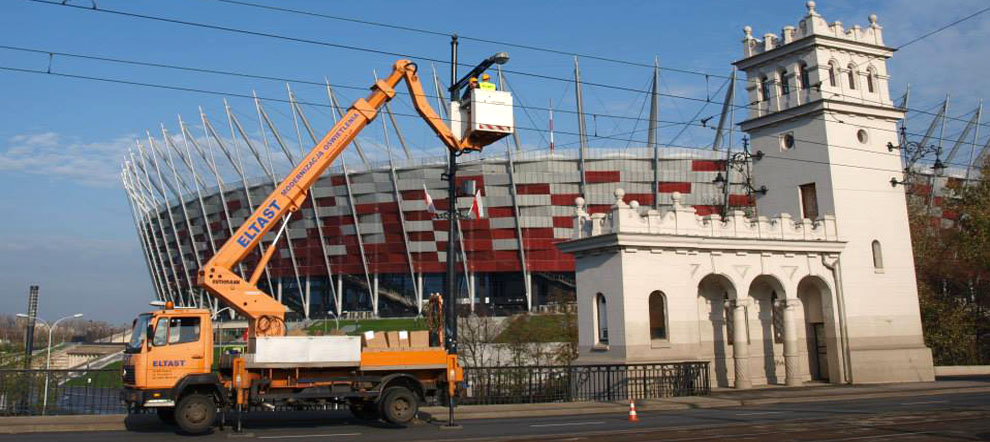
175,393,216,434
379,387,418,426
156,407,176,425
348,400,379,420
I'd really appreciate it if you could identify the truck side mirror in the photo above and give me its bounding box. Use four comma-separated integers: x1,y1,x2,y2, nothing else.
146,322,155,351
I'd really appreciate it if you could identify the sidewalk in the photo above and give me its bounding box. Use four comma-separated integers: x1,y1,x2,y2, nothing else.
1,377,987,434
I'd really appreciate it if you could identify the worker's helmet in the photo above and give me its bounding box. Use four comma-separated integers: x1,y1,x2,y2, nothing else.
469,77,478,83
481,73,491,81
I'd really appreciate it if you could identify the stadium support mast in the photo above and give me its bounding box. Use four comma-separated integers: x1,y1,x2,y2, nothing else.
648,57,660,210
574,57,588,197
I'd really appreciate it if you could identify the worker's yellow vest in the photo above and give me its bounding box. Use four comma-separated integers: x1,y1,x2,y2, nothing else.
479,81,496,91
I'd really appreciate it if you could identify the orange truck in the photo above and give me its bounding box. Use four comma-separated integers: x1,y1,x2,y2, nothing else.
120,57,513,434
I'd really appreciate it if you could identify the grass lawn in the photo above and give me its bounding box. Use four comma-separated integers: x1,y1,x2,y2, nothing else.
306,318,427,336
65,360,122,387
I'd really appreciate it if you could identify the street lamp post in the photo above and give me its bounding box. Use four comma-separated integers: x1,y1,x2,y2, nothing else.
17,312,84,415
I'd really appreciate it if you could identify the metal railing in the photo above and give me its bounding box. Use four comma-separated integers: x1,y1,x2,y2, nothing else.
0,361,710,415
0,369,125,416
461,361,709,405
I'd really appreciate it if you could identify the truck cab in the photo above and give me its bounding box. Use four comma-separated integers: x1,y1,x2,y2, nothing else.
121,307,215,409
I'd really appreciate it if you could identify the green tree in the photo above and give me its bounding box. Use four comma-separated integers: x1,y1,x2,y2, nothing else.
911,159,990,365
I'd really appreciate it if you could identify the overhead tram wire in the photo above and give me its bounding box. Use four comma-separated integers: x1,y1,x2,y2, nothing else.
22,0,990,131
209,0,738,81
4,41,982,159
0,62,979,175
27,0,990,138
897,6,990,49
211,0,990,127
0,48,982,165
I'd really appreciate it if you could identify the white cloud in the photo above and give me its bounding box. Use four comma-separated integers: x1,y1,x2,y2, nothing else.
0,131,134,187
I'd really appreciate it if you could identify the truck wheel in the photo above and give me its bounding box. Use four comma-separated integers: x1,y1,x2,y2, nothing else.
175,393,216,434
156,407,176,425
348,400,379,420
379,387,418,426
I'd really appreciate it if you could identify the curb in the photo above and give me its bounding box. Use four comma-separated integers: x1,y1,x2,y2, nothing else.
1,384,987,434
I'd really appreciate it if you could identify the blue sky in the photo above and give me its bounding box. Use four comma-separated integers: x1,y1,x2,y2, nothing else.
1,0,988,323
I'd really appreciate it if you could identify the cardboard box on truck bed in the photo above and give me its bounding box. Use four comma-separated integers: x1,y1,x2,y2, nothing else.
362,331,387,349
410,330,429,348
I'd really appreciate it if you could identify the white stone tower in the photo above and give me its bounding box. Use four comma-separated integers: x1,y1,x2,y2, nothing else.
736,1,933,382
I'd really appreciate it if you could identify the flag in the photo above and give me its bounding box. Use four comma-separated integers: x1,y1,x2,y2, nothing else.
423,184,436,214
470,189,484,219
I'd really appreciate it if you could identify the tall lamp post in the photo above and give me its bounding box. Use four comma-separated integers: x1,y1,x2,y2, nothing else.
17,312,84,414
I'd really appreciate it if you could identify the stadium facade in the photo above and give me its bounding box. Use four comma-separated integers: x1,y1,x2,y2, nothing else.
122,142,755,319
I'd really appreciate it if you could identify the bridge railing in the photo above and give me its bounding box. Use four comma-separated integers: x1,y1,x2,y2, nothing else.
0,361,710,415
0,368,124,416
461,361,710,405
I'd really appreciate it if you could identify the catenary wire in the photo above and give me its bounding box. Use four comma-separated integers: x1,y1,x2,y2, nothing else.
0,63,979,176
2,41,984,158
22,0,988,131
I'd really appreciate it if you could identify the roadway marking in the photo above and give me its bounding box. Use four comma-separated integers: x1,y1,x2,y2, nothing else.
257,433,361,439
530,421,606,428
735,411,785,416
900,400,949,405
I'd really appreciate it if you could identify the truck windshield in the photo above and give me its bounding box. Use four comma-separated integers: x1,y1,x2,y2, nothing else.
126,314,152,353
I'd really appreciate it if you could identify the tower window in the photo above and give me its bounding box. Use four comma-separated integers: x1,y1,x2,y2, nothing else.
595,292,608,345
799,63,810,89
780,132,795,151
828,62,837,87
872,240,884,270
847,65,857,90
799,183,819,220
866,69,875,93
857,129,869,144
648,291,668,341
780,70,790,95
760,76,771,101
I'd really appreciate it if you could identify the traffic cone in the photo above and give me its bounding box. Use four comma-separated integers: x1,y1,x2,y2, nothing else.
627,398,639,422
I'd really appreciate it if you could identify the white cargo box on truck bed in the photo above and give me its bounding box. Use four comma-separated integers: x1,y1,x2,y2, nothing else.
245,336,361,368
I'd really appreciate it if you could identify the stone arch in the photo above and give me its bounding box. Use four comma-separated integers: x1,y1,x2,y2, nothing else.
797,275,839,383
749,275,786,384
697,273,738,387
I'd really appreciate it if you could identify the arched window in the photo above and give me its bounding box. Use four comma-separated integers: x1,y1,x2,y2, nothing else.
779,70,790,95
595,293,609,345
799,63,810,89
828,62,837,87
872,240,884,270
847,64,857,90
648,291,668,341
866,69,875,93
760,76,771,101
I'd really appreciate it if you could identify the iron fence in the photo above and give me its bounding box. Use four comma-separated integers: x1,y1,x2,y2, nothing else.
0,369,125,416
0,361,709,415
461,361,710,405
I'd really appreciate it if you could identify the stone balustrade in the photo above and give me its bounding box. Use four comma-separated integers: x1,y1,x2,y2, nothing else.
573,189,839,242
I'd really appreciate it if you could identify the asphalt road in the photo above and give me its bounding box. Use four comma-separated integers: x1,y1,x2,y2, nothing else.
4,391,989,441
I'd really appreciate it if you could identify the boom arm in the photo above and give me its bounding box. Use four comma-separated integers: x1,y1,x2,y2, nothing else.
198,60,480,337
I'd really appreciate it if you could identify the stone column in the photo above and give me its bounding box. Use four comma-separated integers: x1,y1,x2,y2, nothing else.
782,298,803,386
732,298,752,389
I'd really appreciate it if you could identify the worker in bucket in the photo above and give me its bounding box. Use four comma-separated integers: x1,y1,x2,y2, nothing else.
479,73,496,90
462,76,480,100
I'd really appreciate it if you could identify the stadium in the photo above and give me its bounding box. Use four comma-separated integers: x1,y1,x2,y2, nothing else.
122,126,754,319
